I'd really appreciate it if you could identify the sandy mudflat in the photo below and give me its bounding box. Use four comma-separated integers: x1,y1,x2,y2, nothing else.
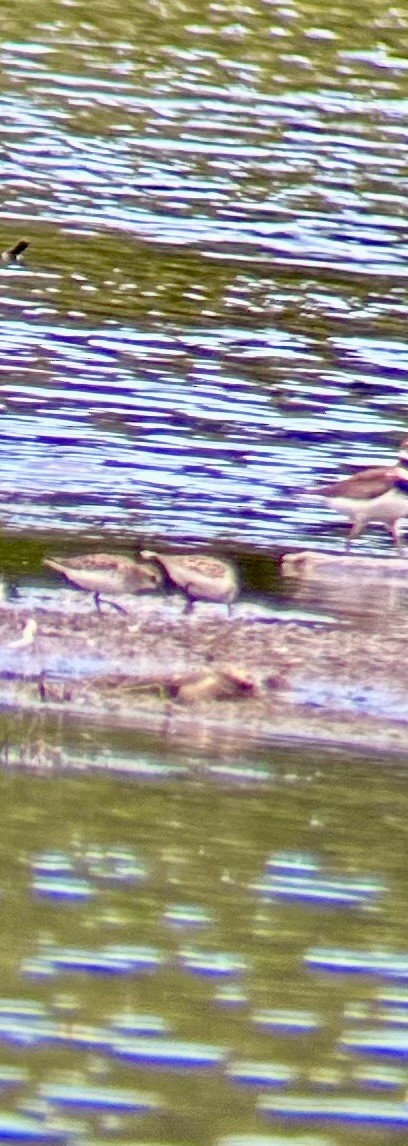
0,577,407,758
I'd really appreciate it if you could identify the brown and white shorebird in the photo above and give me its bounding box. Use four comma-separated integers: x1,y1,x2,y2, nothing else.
140,550,239,614
306,438,408,554
44,553,163,614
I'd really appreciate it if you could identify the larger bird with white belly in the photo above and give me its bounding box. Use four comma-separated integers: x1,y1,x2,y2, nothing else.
304,438,408,553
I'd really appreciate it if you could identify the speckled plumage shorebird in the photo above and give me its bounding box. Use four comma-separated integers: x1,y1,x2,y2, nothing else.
44,553,163,614
140,550,239,614
305,438,408,554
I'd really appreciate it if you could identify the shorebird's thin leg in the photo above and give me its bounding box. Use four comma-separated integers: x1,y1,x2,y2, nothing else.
392,520,406,557
106,598,128,616
94,591,127,616
183,593,194,616
345,519,363,553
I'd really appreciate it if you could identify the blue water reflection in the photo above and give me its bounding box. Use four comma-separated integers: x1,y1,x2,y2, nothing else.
0,736,404,1141
0,1,407,556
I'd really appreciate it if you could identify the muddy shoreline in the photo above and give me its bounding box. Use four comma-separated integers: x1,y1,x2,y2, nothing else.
0,580,407,759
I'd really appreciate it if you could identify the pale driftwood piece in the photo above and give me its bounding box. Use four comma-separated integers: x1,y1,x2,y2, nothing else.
169,667,255,704
281,550,408,581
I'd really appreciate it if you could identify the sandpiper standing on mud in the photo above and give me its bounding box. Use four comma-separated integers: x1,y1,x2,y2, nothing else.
44,553,162,613
140,550,239,613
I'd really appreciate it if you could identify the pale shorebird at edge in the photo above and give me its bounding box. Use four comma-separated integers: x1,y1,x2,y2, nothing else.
44,553,163,613
304,438,408,554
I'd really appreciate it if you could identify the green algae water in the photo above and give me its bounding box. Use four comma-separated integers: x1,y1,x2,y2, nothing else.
0,723,405,1143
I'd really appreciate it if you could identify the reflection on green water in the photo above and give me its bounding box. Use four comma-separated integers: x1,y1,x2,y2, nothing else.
0,716,406,1142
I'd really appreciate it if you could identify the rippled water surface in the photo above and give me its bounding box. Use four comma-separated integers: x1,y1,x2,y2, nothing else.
1,0,408,565
0,724,407,1146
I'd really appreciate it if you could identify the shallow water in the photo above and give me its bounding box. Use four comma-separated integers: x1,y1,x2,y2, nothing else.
1,0,408,566
0,721,406,1145
0,0,408,1140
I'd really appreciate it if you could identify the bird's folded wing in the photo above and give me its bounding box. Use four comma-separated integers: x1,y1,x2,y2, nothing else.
317,465,395,500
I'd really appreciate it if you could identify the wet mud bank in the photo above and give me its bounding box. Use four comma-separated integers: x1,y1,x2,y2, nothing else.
0,580,407,759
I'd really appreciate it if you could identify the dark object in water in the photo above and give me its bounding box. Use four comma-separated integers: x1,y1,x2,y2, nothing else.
1,240,30,264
